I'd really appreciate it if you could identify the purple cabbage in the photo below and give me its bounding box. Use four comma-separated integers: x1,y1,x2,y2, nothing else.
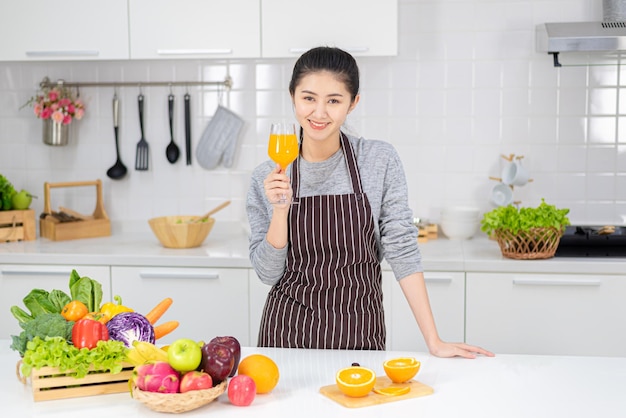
106,312,155,348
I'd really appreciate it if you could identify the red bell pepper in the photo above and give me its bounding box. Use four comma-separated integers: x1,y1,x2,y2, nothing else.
72,318,109,349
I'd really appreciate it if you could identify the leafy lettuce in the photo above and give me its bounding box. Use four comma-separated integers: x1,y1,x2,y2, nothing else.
20,336,127,378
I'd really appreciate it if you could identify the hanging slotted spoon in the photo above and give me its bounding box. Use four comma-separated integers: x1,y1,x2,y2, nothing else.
135,93,149,170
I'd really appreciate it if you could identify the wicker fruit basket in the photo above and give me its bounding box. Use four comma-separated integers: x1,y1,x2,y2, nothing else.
494,227,563,260
132,379,227,414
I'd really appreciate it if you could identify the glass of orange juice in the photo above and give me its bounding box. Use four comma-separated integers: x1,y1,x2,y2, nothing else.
267,122,298,204
268,122,298,171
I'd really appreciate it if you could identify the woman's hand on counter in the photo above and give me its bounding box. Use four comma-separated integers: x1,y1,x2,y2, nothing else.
429,340,495,359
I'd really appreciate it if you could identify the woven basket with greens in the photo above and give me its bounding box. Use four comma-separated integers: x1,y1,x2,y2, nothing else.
481,199,570,260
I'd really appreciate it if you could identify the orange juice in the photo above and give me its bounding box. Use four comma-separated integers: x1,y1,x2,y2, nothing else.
268,133,298,170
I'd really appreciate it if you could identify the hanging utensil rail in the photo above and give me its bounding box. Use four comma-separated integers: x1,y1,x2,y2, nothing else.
38,76,233,90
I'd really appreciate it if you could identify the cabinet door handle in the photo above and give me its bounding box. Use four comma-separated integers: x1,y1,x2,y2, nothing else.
0,267,74,276
424,276,453,283
288,47,370,54
156,49,233,55
26,50,99,57
139,271,220,280
512,278,601,286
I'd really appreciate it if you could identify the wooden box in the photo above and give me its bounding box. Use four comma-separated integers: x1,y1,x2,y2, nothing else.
39,180,111,241
0,209,36,242
418,224,438,243
29,363,134,402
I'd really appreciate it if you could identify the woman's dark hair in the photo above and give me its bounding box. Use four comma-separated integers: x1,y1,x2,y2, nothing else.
288,46,360,102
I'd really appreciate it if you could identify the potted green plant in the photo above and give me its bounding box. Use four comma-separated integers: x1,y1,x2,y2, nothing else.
480,199,570,259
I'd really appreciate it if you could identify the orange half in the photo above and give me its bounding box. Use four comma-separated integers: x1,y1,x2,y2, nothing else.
383,357,420,383
336,366,376,397
373,386,411,396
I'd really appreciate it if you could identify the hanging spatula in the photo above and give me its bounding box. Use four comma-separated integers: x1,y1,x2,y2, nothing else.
135,93,149,170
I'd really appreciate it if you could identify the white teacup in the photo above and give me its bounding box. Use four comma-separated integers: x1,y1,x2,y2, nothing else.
491,183,513,206
501,160,530,187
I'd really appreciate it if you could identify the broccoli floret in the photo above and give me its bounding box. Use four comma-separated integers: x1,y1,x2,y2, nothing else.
10,313,73,356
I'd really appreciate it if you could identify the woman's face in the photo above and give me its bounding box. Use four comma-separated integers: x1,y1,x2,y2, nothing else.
292,71,359,144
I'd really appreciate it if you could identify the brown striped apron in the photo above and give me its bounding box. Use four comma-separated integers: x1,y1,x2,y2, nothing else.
258,133,385,350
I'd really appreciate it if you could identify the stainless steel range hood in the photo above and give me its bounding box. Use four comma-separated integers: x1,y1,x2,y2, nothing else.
536,21,626,66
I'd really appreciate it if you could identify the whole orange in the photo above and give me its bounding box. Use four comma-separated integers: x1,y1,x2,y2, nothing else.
335,366,376,397
383,357,420,383
237,354,280,394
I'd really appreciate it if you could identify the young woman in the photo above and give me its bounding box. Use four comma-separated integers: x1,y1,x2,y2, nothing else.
247,47,493,358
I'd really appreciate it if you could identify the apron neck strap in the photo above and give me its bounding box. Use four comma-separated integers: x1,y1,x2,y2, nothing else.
292,132,363,197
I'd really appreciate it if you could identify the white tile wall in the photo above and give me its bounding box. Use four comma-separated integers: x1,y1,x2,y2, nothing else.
1,0,624,233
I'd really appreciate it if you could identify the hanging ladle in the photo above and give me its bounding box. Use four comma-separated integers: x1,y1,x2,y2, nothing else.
166,93,180,163
106,93,128,180
193,200,231,223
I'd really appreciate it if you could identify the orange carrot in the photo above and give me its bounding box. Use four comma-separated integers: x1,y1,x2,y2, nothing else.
145,297,173,325
154,320,179,340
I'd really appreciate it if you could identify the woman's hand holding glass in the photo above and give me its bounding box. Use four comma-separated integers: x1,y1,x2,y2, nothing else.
267,123,298,205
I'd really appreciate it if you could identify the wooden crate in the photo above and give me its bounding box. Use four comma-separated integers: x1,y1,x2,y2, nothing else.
418,224,438,243
0,209,36,242
29,363,134,402
40,180,111,241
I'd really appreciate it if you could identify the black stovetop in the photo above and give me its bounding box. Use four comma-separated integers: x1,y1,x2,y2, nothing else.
555,225,626,257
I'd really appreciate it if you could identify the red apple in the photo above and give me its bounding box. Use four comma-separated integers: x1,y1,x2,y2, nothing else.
199,341,234,384
228,375,256,406
180,371,213,393
209,336,241,377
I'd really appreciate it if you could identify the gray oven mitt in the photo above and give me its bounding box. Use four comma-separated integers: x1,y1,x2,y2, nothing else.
196,105,244,169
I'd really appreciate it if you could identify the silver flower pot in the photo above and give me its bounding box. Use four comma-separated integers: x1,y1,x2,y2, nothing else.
43,119,70,146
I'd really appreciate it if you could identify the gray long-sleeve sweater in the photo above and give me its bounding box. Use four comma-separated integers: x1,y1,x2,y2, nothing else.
246,133,422,285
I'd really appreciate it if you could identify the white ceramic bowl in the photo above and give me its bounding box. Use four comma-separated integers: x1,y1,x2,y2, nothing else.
441,206,480,220
440,218,480,240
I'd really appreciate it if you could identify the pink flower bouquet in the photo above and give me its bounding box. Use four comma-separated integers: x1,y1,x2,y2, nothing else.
29,87,85,125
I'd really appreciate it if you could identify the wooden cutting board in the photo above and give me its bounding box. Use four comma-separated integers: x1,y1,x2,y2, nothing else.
319,376,434,408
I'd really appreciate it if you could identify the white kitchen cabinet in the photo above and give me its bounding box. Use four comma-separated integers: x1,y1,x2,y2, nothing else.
466,272,626,357
129,0,260,60
261,0,398,58
248,270,271,346
111,266,249,345
0,265,111,338
248,269,392,348
387,271,465,352
0,0,129,61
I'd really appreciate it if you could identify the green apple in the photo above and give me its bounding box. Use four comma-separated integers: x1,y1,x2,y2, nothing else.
11,190,32,210
167,338,203,373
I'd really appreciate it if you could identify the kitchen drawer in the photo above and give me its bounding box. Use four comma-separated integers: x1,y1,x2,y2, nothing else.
111,266,249,345
466,272,626,357
388,271,465,352
1,265,111,338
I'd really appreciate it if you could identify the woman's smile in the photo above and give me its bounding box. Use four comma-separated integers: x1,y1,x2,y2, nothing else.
307,119,330,130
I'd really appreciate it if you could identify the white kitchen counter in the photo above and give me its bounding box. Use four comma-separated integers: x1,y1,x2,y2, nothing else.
2,341,625,418
0,222,624,274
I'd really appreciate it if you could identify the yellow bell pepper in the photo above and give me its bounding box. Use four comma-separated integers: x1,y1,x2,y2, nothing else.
100,295,133,322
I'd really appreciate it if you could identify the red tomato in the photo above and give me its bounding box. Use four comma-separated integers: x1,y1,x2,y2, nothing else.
228,375,256,406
